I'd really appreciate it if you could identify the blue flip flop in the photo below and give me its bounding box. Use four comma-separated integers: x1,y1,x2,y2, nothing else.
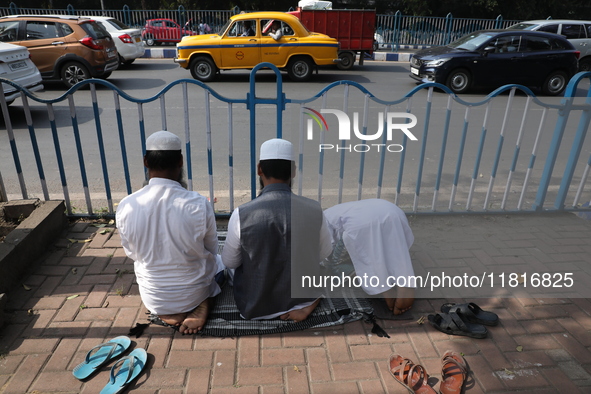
100,348,148,394
73,336,132,380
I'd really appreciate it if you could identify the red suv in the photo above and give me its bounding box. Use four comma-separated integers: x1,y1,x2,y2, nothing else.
141,18,196,46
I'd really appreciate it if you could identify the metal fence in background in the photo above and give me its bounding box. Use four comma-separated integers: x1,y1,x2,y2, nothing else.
1,64,590,218
0,3,525,49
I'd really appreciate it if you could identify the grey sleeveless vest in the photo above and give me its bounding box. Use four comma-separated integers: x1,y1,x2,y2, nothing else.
233,183,324,319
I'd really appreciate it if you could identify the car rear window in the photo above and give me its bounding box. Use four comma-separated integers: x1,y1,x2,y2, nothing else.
561,24,585,39
537,24,559,34
80,21,110,39
105,18,130,30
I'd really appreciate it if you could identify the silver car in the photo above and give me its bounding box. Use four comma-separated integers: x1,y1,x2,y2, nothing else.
0,42,43,105
89,16,145,66
508,19,591,71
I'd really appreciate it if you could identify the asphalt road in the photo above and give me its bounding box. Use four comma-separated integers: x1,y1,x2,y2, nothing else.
1,59,582,214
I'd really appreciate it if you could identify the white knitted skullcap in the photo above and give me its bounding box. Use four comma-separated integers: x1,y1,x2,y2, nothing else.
259,138,294,161
146,130,182,151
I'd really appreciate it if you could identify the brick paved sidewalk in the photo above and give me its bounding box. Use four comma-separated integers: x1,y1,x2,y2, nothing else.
0,212,590,393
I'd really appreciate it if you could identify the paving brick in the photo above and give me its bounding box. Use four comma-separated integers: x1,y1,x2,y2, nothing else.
261,334,282,348
285,364,310,394
22,309,56,337
238,336,260,367
504,350,556,369
167,350,214,369
186,368,212,394
9,338,59,354
147,336,173,368
332,361,379,381
432,338,480,357
44,321,92,337
520,319,565,334
74,306,118,322
110,307,141,336
557,318,591,347
83,284,111,308
194,336,237,351
551,332,591,364
212,350,237,387
495,366,549,390
0,355,25,374
30,370,83,392
79,274,118,285
282,332,325,348
81,247,117,258
464,354,505,392
44,338,82,371
512,334,561,351
59,256,95,266
137,368,186,389
325,331,351,363
262,348,305,366
358,379,385,394
407,327,439,359
310,381,360,393
2,354,49,394
306,348,331,382
85,256,111,275
350,344,394,361
237,366,283,386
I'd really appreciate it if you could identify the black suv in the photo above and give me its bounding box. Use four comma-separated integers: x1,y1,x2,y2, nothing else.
0,15,119,88
409,30,579,95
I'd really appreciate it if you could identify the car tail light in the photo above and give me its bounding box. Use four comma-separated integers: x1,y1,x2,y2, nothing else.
118,34,133,44
575,51,581,59
79,36,104,50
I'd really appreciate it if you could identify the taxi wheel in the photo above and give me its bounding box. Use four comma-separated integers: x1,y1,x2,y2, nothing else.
190,57,218,82
542,71,567,96
337,51,355,70
61,61,90,88
446,68,471,94
287,57,313,82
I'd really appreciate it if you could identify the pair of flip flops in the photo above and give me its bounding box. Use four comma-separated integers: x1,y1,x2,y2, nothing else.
72,336,147,394
428,302,499,339
389,351,469,394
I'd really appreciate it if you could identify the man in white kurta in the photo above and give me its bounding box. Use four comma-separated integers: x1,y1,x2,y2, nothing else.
116,130,221,334
323,198,415,315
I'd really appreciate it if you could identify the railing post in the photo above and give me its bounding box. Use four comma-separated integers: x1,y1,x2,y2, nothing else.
393,10,401,52
123,5,131,26
444,13,453,45
67,4,75,15
494,15,503,29
178,5,187,32
247,63,286,201
532,88,574,211
554,73,591,210
9,2,18,14
232,6,240,15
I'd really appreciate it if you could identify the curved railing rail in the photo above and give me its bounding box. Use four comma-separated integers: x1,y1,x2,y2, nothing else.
1,66,590,218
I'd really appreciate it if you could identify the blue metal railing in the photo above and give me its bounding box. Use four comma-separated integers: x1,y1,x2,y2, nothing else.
1,67,590,217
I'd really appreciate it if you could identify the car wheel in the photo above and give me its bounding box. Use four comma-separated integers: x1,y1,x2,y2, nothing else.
190,56,218,82
144,35,156,46
542,71,567,96
337,51,355,70
61,61,90,88
373,40,379,52
287,57,313,82
446,68,471,94
578,58,591,72
98,71,112,79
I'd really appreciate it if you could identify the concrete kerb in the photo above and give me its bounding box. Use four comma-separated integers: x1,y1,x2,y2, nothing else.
141,47,416,62
0,200,68,325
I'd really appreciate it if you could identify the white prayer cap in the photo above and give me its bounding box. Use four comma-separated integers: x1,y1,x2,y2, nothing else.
146,130,182,151
259,138,294,161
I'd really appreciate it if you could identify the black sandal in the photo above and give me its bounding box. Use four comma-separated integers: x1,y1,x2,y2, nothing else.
440,302,499,326
428,311,487,339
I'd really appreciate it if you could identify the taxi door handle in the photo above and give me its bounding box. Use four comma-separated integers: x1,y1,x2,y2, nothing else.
289,38,298,41
248,39,257,42
51,41,65,45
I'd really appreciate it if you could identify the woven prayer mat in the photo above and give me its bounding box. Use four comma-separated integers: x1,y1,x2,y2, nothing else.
148,284,379,337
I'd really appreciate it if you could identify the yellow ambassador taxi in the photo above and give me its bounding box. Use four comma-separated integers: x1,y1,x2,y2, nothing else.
174,12,339,82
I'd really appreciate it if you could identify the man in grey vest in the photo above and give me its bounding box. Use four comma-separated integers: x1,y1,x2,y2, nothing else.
221,138,333,322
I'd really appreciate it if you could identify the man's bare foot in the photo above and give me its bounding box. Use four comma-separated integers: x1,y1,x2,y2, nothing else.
383,288,398,311
159,313,188,326
393,287,415,315
280,299,321,323
179,299,211,335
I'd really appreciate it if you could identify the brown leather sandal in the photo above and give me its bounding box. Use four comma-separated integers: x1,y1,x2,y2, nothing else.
439,350,468,394
389,353,437,394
